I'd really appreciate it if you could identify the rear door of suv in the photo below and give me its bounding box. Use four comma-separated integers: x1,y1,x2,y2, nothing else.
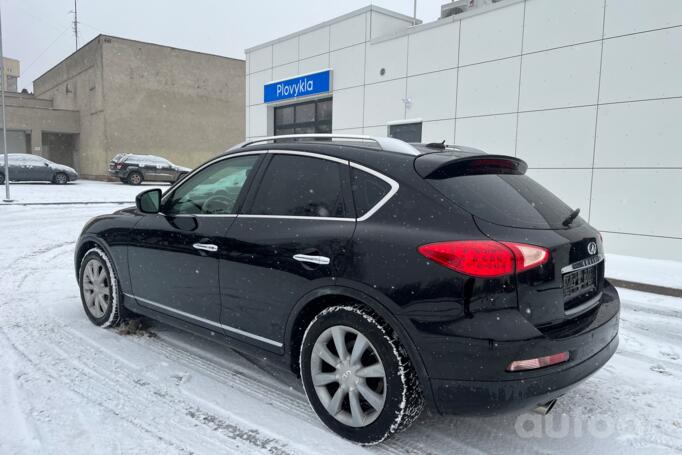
218,151,355,349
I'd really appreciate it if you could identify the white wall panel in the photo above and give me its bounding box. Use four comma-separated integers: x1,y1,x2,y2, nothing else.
365,37,408,84
330,13,367,50
332,87,364,130
406,69,457,121
299,26,330,59
456,57,520,117
272,37,299,66
298,54,329,75
604,0,682,37
459,2,524,66
526,169,592,213
248,46,272,73
524,0,604,53
590,169,682,238
249,69,272,105
364,79,406,126
407,21,459,76
599,27,682,104
596,98,682,168
363,125,388,137
249,104,267,137
330,44,366,90
272,62,299,81
602,232,682,261
370,12,410,39
455,114,517,155
520,42,601,111
422,119,455,144
517,106,596,168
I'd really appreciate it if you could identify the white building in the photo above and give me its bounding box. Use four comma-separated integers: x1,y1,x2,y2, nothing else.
245,0,682,261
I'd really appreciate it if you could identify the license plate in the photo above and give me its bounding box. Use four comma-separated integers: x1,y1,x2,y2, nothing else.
563,266,596,300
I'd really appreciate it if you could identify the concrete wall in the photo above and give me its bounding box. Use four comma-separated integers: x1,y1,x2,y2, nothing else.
101,36,244,169
34,38,105,175
245,0,682,261
34,35,245,178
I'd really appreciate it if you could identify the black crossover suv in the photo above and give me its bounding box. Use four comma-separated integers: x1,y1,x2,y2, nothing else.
75,134,620,444
108,153,191,185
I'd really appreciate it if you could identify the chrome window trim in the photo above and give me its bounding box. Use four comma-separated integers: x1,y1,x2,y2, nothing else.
159,149,400,222
350,162,400,222
124,292,283,348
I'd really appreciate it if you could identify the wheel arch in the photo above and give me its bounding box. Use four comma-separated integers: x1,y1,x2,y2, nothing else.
74,235,120,282
284,285,434,406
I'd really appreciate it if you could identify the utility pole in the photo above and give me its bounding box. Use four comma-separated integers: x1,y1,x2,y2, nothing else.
0,3,11,202
72,0,79,50
413,0,418,25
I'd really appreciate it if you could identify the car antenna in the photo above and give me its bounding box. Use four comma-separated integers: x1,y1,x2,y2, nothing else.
424,140,446,150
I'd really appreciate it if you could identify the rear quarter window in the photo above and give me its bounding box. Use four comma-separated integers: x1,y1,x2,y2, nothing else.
351,168,391,218
428,174,576,229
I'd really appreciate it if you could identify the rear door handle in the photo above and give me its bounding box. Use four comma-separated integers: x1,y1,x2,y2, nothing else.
193,243,218,252
293,254,330,265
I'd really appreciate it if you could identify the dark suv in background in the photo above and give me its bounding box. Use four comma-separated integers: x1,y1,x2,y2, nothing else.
108,153,191,185
0,153,78,184
77,135,619,444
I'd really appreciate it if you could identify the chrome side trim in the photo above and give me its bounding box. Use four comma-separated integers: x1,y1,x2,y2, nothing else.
350,162,400,222
565,292,603,317
192,243,218,252
123,292,283,348
238,214,355,222
561,254,604,274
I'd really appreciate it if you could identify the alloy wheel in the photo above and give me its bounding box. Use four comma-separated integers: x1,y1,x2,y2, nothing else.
310,325,387,427
55,173,68,184
82,259,111,318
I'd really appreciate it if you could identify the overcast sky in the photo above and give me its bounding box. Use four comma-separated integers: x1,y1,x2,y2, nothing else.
3,0,449,92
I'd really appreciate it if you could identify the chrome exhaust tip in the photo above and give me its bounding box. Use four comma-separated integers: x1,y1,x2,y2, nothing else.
533,399,557,415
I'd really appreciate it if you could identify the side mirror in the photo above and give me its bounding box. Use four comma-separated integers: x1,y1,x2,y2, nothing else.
136,188,161,214
44,162,50,166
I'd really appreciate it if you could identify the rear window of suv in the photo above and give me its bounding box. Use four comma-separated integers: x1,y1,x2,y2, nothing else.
428,173,578,230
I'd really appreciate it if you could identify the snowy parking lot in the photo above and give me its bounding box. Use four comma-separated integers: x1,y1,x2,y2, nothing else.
0,180,680,454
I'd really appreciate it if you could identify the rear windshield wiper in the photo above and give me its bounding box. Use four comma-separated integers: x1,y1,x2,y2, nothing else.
562,208,581,227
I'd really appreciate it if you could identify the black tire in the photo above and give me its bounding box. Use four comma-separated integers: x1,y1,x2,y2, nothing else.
53,172,69,184
300,305,424,445
78,247,124,328
0,173,4,185
127,171,143,185
119,177,128,184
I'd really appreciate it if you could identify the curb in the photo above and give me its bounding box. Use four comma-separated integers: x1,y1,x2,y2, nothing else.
607,278,682,298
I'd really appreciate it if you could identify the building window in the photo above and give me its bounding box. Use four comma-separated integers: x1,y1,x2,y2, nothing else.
389,122,422,143
274,98,332,136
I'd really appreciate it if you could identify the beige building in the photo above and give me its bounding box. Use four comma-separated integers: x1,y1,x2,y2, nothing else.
2,57,19,92
17,35,245,179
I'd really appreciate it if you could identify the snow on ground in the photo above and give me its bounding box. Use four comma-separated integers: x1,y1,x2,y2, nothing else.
606,254,682,290
0,182,681,454
0,180,167,205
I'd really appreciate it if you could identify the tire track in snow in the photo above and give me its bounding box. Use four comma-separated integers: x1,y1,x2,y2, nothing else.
2,243,299,455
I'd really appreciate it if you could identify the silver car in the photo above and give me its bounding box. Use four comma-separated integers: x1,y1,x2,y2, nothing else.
0,153,79,184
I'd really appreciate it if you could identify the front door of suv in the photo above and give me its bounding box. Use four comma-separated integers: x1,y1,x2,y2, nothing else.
127,153,262,328
219,151,356,349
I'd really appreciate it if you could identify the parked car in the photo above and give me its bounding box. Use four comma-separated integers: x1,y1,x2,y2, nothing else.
75,134,620,444
0,153,78,184
108,153,191,185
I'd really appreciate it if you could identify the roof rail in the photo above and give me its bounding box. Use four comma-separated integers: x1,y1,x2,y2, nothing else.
229,134,420,155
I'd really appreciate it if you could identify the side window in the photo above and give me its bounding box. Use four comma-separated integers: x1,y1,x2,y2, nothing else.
164,155,260,215
248,154,347,218
351,168,392,218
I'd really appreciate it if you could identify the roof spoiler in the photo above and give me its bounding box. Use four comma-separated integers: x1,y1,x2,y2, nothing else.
415,154,528,179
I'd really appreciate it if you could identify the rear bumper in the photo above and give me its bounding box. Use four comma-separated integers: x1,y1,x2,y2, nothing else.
430,331,618,415
403,281,620,415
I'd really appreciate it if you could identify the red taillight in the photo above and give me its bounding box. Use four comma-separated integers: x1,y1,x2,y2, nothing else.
417,240,549,278
506,351,570,372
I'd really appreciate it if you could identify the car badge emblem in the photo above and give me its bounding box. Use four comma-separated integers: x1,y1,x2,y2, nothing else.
587,241,597,255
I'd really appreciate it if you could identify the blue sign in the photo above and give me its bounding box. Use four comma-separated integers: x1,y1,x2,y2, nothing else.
264,70,331,103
